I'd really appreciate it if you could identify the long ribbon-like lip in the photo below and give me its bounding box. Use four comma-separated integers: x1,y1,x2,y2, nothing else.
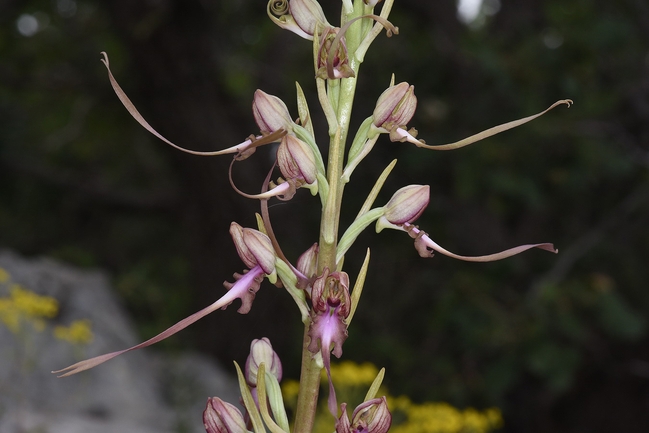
400,99,573,150
402,223,557,261
53,266,265,377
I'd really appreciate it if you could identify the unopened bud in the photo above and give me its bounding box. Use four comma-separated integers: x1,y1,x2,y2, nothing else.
245,337,283,386
230,223,277,275
252,90,294,135
290,0,329,38
382,184,429,225
277,135,317,184
203,397,248,433
372,82,417,129
351,397,392,433
296,243,318,279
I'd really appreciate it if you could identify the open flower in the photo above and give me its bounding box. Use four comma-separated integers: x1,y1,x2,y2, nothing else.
316,26,355,79
307,269,351,416
53,223,277,377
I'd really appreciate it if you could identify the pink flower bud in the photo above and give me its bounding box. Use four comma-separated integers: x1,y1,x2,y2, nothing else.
383,184,430,224
203,397,247,433
372,82,417,128
277,135,317,184
230,222,277,275
349,397,392,433
252,90,294,135
296,243,319,279
245,337,283,386
290,0,329,38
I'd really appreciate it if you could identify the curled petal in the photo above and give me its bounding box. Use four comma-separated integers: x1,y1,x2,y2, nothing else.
403,223,557,261
228,156,297,201
53,266,265,377
267,0,316,40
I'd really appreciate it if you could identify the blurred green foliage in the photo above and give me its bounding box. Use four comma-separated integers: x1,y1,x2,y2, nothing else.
1,0,648,431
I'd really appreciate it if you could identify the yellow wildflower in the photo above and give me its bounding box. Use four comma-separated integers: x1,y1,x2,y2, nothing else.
54,319,94,345
0,267,9,283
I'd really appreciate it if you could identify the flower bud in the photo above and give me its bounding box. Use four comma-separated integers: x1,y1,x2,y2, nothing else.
203,397,248,433
372,82,417,129
245,337,283,386
290,0,329,38
230,223,277,275
296,243,318,279
277,135,317,184
252,90,294,135
382,184,430,225
350,397,392,433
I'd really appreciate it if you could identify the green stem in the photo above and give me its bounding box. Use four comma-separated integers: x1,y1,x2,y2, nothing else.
294,3,368,430
294,321,321,433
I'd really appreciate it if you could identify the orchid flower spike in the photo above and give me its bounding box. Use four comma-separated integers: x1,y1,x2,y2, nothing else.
52,223,278,378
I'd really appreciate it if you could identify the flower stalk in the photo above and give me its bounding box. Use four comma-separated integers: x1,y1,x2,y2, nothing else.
53,1,572,432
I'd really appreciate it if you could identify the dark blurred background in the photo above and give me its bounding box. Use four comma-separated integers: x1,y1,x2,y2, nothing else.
1,0,648,431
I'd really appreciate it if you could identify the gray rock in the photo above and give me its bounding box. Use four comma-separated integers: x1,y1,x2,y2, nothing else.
0,250,240,433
